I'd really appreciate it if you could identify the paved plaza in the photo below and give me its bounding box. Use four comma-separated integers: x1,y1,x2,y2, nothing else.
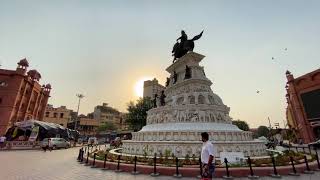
0,147,319,180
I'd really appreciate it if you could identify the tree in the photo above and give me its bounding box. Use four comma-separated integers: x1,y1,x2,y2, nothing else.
254,126,270,138
98,122,117,132
126,97,153,131
232,120,249,131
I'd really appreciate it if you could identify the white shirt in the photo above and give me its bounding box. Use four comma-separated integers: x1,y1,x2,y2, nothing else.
201,141,215,164
0,136,6,142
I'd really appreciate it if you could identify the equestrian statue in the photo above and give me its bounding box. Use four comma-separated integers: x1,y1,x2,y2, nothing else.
172,30,203,63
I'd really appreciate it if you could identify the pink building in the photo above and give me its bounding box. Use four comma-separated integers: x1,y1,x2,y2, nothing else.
0,58,51,135
286,69,320,143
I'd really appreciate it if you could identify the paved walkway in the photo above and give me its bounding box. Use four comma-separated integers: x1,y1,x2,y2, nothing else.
0,147,319,180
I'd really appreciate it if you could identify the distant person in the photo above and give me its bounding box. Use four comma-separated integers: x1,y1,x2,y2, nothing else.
0,135,6,149
48,138,53,151
201,132,215,179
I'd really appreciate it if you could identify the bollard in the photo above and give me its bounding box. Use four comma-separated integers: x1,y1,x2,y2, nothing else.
102,153,108,170
115,155,122,172
197,158,203,179
173,157,182,178
80,149,84,163
77,148,81,161
308,145,311,154
91,153,97,168
288,156,299,176
131,156,139,175
303,155,314,174
86,152,89,163
270,156,281,178
85,151,90,166
150,154,159,176
222,158,233,179
247,156,259,179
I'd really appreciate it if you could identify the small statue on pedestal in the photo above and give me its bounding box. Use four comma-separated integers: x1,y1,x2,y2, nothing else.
153,94,158,108
165,77,170,87
160,90,166,106
173,71,178,84
184,65,191,79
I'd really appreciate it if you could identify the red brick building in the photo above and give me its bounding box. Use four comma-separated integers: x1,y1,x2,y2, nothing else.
0,58,51,135
286,69,320,143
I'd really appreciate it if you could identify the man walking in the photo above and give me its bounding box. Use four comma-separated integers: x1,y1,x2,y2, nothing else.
201,132,215,179
0,135,6,149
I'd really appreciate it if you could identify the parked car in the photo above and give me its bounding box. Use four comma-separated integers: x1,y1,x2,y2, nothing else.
98,138,106,144
309,139,320,149
41,138,71,149
88,137,98,146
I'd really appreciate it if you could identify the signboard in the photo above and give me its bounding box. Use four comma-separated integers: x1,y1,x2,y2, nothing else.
220,151,245,163
28,126,39,142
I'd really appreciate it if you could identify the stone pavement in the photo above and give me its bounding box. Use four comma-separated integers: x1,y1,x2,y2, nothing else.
0,147,319,180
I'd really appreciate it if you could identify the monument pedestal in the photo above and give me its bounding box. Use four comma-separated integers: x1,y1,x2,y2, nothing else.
123,52,266,158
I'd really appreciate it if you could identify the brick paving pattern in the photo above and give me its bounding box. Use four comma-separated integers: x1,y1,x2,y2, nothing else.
0,147,319,180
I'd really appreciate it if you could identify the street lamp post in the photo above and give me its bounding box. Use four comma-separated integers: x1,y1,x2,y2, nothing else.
74,94,85,131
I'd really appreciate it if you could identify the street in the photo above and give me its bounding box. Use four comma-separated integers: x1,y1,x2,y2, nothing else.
0,147,319,180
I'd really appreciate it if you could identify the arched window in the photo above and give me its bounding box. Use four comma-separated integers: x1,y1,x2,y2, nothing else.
177,97,184,105
188,95,195,104
208,95,215,104
198,95,205,104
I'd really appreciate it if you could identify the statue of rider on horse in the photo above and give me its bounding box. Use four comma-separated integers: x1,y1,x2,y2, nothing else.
172,30,203,63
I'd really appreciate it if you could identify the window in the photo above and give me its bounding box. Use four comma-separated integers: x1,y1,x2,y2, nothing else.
45,112,49,117
0,97,2,104
60,113,64,118
53,113,57,118
198,95,205,104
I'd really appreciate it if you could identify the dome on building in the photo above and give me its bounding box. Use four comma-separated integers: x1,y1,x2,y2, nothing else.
17,58,29,67
27,69,41,81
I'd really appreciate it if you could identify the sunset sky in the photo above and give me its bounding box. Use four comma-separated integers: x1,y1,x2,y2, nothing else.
1,0,319,128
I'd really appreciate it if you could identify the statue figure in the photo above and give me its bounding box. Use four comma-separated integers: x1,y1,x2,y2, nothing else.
172,30,204,62
173,71,178,84
160,90,166,106
153,94,158,108
184,65,191,79
165,77,170,87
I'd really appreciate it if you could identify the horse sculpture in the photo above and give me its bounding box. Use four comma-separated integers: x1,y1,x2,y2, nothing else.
172,30,203,63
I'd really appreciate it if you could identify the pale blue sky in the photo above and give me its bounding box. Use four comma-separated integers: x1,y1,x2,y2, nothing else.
1,0,319,128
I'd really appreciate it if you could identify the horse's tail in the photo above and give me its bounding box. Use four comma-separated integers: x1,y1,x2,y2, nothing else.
191,30,204,41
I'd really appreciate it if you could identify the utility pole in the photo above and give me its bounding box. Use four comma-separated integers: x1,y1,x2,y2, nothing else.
268,117,272,130
74,94,85,131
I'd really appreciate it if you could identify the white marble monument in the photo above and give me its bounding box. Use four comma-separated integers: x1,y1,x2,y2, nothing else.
122,52,266,158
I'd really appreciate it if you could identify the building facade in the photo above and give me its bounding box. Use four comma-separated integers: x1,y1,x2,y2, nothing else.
286,69,320,143
0,58,51,135
77,117,99,136
43,104,72,128
143,78,165,98
93,103,128,130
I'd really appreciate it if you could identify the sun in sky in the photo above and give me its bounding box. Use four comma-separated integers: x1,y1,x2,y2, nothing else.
134,77,153,98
